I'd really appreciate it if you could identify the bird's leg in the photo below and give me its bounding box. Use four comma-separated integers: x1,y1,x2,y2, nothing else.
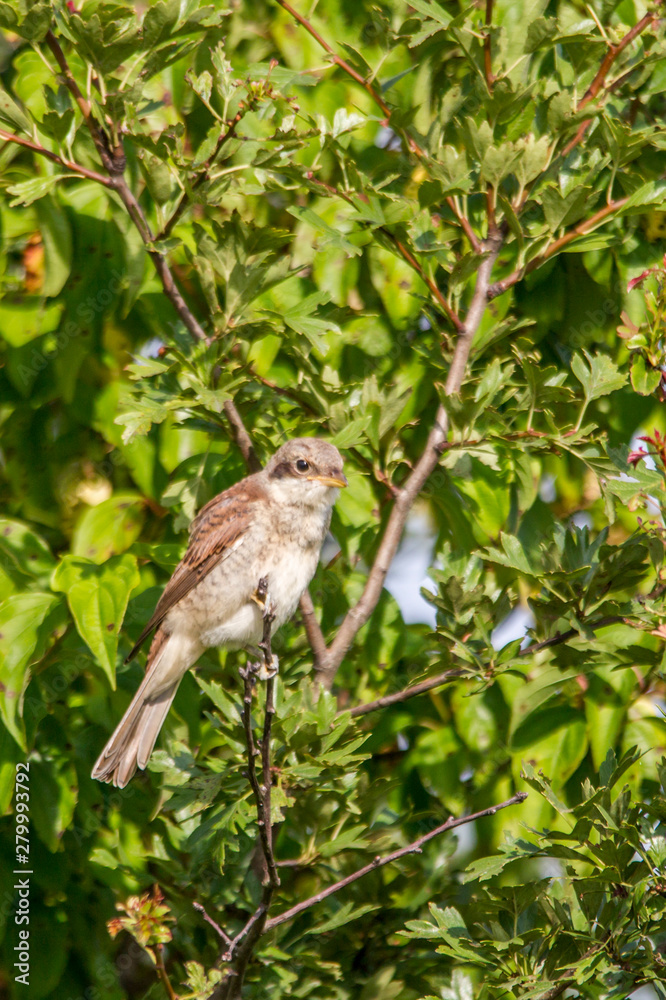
246,576,279,681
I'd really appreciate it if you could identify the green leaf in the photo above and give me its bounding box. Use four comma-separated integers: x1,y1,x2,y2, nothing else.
6,174,70,208
0,86,32,133
71,493,145,564
0,592,65,749
630,354,661,395
36,195,73,297
51,554,140,688
571,351,627,402
0,518,55,585
305,901,378,935
287,205,362,257
29,759,78,852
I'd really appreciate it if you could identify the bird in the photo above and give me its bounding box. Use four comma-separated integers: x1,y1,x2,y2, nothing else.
91,437,346,787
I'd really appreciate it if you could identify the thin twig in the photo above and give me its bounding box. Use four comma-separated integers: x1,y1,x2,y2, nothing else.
239,579,280,890
43,29,210,344
484,0,495,93
383,232,463,331
488,198,627,300
519,615,629,656
346,669,464,717
276,0,391,117
277,0,482,252
193,902,234,948
264,792,527,931
211,584,280,999
222,401,261,472
345,616,633,717
156,109,247,242
155,944,177,1000
0,128,112,186
561,11,657,157
445,232,503,392
304,171,463,331
299,589,329,667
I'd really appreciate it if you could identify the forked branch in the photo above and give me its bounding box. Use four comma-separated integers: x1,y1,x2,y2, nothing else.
264,792,527,931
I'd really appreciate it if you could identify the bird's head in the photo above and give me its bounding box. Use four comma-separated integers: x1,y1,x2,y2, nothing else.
265,438,347,509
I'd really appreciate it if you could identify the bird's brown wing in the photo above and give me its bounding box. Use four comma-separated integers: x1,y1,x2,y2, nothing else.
125,474,266,662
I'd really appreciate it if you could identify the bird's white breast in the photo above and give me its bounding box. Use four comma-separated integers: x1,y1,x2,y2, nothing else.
174,498,330,653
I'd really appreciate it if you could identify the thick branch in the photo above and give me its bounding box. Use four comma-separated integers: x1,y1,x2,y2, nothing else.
0,128,112,186
316,407,448,688
264,792,527,931
315,233,503,689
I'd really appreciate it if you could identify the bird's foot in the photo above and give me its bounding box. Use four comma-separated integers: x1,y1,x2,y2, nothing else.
257,653,279,680
250,578,269,609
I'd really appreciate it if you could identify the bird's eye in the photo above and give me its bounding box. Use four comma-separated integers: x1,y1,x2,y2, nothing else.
296,459,310,473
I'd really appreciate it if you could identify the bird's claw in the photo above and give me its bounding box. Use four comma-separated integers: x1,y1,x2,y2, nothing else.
256,653,279,680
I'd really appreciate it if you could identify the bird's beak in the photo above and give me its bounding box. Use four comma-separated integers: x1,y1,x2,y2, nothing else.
309,473,348,488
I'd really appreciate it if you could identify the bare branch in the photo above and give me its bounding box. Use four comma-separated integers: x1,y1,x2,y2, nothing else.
222,401,261,472
346,669,464,718
0,128,112,186
316,232,504,689
193,902,234,948
239,580,281,891
264,792,527,931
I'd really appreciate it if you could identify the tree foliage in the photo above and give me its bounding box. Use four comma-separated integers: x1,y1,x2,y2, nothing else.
0,0,666,998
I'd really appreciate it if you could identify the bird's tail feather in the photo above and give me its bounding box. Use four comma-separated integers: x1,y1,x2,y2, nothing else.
91,629,202,787
91,683,179,788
